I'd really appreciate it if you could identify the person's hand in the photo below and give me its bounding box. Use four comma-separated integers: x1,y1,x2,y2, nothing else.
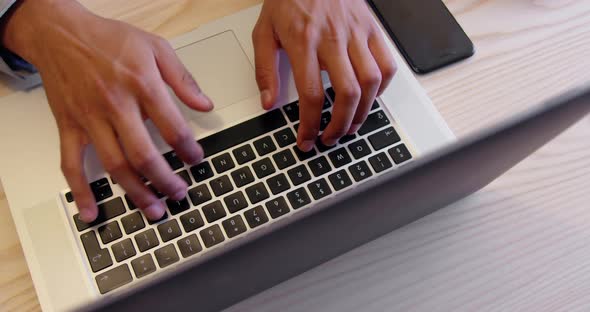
2,0,213,222
253,0,397,151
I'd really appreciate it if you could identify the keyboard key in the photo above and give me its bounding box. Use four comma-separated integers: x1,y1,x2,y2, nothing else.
98,221,122,245
199,109,286,158
328,170,353,191
155,244,180,268
245,182,270,204
326,87,336,102
273,149,296,170
348,139,372,159
308,179,332,200
283,101,300,122
165,197,190,215
134,229,159,252
339,134,357,144
265,197,290,219
267,173,291,195
95,264,133,294
163,150,184,170
124,194,136,210
322,97,332,109
316,138,336,153
232,144,256,165
200,224,225,248
80,231,113,272
147,212,168,225
148,184,165,199
131,254,156,279
222,215,247,238
202,201,227,223
358,110,390,135
231,167,255,188
210,175,233,197
177,234,202,258
274,128,296,147
369,127,400,151
328,148,352,168
308,156,332,177
177,170,192,186
244,206,269,229
91,178,113,203
252,158,276,179
371,100,380,110
190,162,214,183
65,192,74,203
287,188,312,209
294,146,317,161
180,210,205,233
121,212,145,235
287,165,311,186
188,184,212,207
74,197,127,232
369,152,393,173
253,136,277,156
349,161,373,182
157,219,182,242
111,238,136,262
224,191,248,213
212,153,235,174
388,144,412,164
320,111,331,131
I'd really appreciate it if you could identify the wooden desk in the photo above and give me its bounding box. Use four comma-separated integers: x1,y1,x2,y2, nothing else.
1,1,589,311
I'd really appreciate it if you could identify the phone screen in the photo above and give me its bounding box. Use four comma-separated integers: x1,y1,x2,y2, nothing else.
368,0,474,74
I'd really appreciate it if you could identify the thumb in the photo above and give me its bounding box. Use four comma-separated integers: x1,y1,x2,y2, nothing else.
253,22,280,110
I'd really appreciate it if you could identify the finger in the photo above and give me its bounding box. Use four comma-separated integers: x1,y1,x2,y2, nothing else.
287,46,324,152
110,101,189,201
252,20,281,109
319,45,361,146
368,30,397,96
60,128,97,223
153,38,214,112
139,78,204,165
86,119,167,221
347,39,381,134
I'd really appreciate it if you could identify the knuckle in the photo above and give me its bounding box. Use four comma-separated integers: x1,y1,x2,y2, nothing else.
164,125,193,148
381,61,398,81
339,83,361,100
102,154,128,174
255,64,275,84
290,20,318,43
359,70,382,90
61,159,79,177
130,151,159,172
301,85,324,105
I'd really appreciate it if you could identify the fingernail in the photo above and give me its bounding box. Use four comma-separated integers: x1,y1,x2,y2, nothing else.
349,123,362,134
171,188,186,201
79,209,96,223
260,90,273,109
300,140,315,151
144,203,165,221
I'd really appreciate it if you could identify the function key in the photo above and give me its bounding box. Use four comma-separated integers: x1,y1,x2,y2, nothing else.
348,139,372,159
209,175,233,197
131,254,156,279
177,234,202,258
95,264,133,294
349,161,373,182
166,197,190,215
267,173,291,195
177,170,192,186
230,167,255,188
121,212,145,235
134,228,160,252
91,178,113,203
155,244,180,268
233,144,256,165
190,161,214,183
244,206,269,229
222,215,247,238
328,170,353,191
202,201,227,223
245,182,270,204
252,158,276,179
320,111,331,131
307,178,332,200
273,149,296,170
111,238,136,262
287,165,311,186
358,111,390,135
74,197,127,232
98,221,122,245
369,127,400,151
200,224,225,248
388,144,412,164
283,101,300,122
308,156,332,177
163,150,184,170
286,188,312,209
274,128,297,147
265,197,290,219
253,136,277,156
80,231,113,273
180,210,205,233
369,152,393,173
223,191,248,213
157,219,182,242
188,184,212,207
211,153,235,174
293,146,317,161
328,147,352,168
339,134,357,144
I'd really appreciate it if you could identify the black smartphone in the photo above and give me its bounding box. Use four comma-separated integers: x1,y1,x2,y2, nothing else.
368,0,474,74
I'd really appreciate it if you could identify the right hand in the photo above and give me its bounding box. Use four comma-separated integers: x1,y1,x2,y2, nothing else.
2,0,214,222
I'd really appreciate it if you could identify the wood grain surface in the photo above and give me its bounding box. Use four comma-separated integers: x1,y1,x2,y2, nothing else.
1,0,589,311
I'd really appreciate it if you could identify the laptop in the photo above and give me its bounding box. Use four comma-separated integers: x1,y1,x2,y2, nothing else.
0,4,586,312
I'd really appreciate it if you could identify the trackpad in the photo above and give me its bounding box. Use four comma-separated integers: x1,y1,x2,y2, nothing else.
174,31,259,119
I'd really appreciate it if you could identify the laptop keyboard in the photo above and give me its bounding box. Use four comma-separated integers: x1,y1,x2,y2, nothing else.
63,87,413,295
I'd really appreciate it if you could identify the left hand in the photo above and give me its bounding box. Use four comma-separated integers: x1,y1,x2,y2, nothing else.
252,0,397,151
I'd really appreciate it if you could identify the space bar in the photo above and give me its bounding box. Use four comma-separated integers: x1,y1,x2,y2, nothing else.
198,109,287,158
